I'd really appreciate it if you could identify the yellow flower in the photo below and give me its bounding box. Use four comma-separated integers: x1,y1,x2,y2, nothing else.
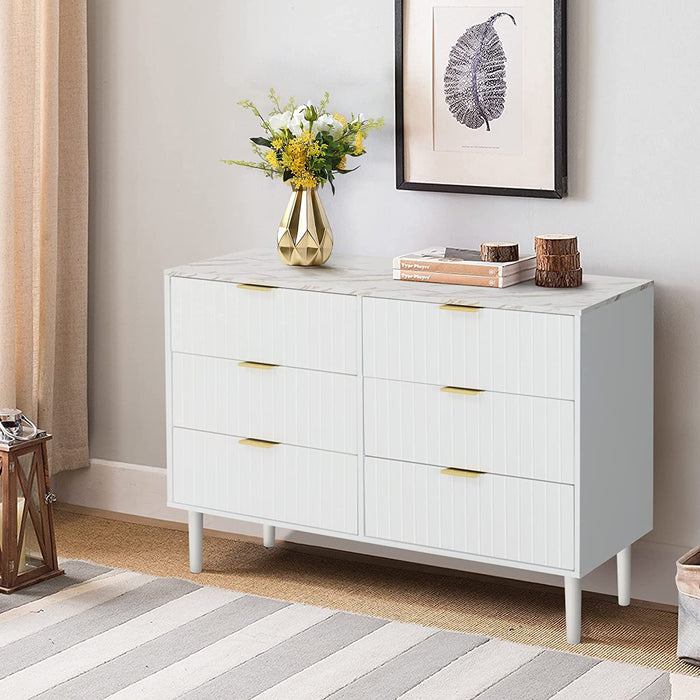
353,132,364,154
291,172,319,189
337,156,347,170
333,112,348,130
284,133,324,176
272,138,284,149
275,131,326,189
265,151,279,168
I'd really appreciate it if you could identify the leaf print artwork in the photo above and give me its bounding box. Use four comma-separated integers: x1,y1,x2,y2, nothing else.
444,12,517,131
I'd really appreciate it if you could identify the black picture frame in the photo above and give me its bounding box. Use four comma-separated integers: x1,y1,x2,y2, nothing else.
395,0,567,199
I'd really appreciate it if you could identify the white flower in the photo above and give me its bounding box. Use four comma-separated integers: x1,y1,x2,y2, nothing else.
313,113,344,139
268,111,292,134
294,103,313,122
268,105,309,136
268,110,304,136
287,113,304,136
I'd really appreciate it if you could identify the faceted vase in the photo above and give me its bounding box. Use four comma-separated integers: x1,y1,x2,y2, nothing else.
277,187,333,266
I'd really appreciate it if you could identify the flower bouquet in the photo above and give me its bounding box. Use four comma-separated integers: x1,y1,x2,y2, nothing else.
223,90,383,266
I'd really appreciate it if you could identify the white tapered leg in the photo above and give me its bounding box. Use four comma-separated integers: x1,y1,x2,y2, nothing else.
188,511,203,573
263,524,275,548
564,577,582,644
617,546,632,606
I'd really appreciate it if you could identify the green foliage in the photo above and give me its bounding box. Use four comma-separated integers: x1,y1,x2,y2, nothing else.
219,159,278,179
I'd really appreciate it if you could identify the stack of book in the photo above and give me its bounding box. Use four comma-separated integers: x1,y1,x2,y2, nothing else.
393,247,536,288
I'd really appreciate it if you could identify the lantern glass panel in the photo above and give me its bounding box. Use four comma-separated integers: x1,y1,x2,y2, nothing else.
18,452,42,533
15,451,47,574
18,517,43,573
0,488,11,564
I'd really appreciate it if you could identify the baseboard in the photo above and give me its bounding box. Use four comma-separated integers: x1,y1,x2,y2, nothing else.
53,458,685,607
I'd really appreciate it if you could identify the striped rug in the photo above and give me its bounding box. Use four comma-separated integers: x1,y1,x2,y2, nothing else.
0,560,697,699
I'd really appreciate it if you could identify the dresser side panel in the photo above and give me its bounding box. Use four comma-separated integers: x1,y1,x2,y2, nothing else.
165,274,174,504
578,285,654,576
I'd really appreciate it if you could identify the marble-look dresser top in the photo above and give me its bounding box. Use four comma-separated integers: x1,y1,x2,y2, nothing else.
165,248,653,316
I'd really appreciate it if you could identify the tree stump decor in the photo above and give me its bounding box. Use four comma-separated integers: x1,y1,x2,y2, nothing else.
480,242,519,263
534,235,583,288
536,252,581,272
535,268,583,287
535,234,579,256
0,419,62,594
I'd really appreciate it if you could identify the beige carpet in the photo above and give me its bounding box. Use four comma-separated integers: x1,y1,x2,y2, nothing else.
53,509,699,677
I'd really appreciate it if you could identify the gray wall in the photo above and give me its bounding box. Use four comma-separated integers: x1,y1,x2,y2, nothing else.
88,0,700,553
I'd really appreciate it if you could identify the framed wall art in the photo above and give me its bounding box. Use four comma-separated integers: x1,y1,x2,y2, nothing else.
395,0,567,198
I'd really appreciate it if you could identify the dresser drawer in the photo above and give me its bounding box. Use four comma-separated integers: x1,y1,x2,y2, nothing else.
172,428,357,534
170,277,357,375
365,458,574,570
172,353,357,454
364,378,574,484
363,298,575,400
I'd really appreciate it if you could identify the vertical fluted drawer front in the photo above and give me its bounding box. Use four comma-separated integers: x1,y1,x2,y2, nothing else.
364,378,574,483
170,277,357,374
365,458,574,570
172,353,357,454
362,298,575,400
172,428,357,534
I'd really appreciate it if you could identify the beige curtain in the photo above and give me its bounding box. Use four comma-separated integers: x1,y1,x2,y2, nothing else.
0,0,88,474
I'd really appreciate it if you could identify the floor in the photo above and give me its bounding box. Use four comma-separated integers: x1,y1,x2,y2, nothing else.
52,508,700,677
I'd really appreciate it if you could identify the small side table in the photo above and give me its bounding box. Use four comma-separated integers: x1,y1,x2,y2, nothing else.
0,434,63,593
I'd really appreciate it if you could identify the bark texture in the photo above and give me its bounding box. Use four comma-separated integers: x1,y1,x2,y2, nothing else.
537,253,581,272
535,235,578,256
480,242,519,262
535,268,584,288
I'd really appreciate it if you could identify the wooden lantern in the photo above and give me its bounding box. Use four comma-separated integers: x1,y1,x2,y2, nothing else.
0,433,63,593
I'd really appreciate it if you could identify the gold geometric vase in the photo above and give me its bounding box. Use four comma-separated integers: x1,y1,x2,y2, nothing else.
277,187,333,266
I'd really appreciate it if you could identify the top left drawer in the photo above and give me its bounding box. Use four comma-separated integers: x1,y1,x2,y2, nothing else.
169,277,358,375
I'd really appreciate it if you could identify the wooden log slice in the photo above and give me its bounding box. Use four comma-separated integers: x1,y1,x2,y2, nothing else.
535,234,578,256
535,268,583,288
537,252,581,272
480,242,519,263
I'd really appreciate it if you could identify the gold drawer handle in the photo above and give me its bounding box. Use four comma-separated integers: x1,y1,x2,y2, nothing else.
441,468,485,479
440,304,480,312
440,386,484,396
239,438,279,448
238,361,278,370
236,283,275,291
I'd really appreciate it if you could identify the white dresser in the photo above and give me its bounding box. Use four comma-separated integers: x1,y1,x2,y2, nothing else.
165,249,654,644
